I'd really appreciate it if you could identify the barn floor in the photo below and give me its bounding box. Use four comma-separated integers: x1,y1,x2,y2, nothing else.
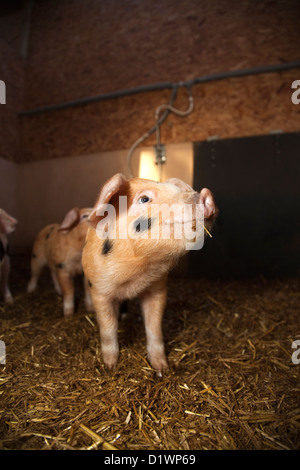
0,255,299,450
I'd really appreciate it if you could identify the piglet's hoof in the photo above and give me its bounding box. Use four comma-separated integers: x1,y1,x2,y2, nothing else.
4,295,14,305
149,356,169,378
156,368,168,378
102,351,119,371
63,310,74,318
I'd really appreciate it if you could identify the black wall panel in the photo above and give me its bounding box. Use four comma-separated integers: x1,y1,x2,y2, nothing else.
190,132,300,279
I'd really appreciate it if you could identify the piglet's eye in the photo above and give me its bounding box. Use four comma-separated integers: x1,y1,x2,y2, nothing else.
138,196,151,204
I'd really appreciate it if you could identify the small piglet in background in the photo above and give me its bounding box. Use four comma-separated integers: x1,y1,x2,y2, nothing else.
0,209,18,304
82,173,218,375
28,207,93,317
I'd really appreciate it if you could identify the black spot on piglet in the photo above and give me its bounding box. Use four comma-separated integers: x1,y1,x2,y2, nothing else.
46,226,55,239
102,238,113,255
134,217,152,233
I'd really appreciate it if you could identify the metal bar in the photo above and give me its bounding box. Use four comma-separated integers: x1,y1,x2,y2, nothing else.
19,60,300,117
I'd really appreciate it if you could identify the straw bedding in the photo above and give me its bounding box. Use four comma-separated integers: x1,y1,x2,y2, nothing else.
0,256,299,450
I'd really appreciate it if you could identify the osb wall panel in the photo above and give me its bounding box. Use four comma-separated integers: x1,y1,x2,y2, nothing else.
0,40,24,162
19,69,300,163
0,4,25,162
24,0,300,108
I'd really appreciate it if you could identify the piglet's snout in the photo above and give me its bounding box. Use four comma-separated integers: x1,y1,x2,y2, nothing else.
165,189,217,224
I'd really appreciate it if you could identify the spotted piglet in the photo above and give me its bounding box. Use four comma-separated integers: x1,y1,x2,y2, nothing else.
82,173,217,375
27,207,93,317
0,209,18,304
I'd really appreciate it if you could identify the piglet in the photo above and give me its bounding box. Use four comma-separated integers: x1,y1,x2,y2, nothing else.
0,209,18,304
82,173,218,374
28,207,93,317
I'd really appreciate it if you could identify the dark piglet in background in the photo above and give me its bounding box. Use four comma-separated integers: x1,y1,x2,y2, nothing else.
0,209,18,304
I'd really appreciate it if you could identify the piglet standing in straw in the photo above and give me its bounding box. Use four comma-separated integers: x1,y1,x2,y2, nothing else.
82,173,218,375
28,207,93,317
0,209,18,304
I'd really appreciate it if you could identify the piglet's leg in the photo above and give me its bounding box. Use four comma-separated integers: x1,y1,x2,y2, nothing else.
27,254,45,293
92,294,119,369
50,268,62,295
56,269,74,317
83,275,94,312
1,256,13,304
141,281,168,375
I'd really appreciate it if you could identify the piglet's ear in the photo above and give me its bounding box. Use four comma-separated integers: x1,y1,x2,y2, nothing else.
165,178,194,192
0,209,18,235
199,188,218,219
59,207,80,233
89,173,128,228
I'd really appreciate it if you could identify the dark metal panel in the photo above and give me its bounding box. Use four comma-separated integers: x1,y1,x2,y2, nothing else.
190,132,300,279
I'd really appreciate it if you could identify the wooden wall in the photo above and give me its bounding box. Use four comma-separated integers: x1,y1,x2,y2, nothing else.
1,0,299,164
0,2,25,162
24,0,300,107
20,71,299,163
